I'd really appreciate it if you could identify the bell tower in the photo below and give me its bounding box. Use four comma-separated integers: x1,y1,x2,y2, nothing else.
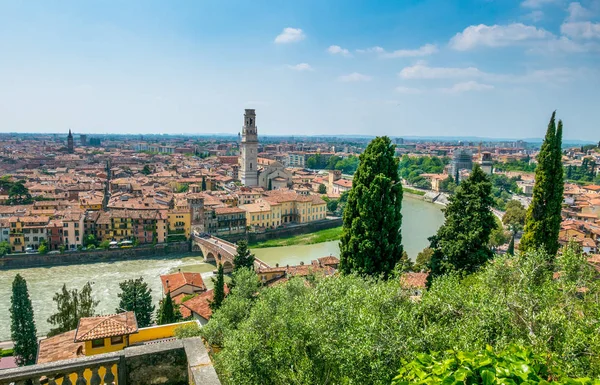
239,109,258,186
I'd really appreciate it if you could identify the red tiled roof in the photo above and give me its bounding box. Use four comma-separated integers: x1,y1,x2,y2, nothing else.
37,330,84,364
74,312,138,342
161,271,206,294
400,272,428,289
180,286,230,320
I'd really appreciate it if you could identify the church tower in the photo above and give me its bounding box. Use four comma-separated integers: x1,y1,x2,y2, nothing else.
67,129,74,154
239,109,258,186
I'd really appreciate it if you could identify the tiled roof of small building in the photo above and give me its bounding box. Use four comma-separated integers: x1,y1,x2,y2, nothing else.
74,311,138,342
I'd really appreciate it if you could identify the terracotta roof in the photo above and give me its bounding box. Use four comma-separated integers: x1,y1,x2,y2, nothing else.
400,272,429,289
180,286,230,321
74,312,138,342
160,271,206,294
37,330,84,364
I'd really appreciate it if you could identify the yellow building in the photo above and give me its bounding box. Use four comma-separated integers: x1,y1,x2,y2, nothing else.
8,217,24,253
79,191,104,210
261,190,327,225
239,201,279,229
36,311,196,383
168,209,191,239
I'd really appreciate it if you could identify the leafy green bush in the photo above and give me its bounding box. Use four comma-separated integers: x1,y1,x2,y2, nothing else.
174,322,202,339
392,345,600,385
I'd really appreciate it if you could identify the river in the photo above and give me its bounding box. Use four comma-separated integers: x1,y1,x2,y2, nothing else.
0,196,443,340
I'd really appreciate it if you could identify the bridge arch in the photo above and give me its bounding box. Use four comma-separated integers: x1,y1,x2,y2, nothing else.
205,252,216,262
222,260,233,274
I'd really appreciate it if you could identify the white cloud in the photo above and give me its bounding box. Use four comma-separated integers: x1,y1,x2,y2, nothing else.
338,72,372,82
399,63,485,79
398,63,577,83
356,46,385,54
395,86,424,94
287,63,314,71
561,21,600,38
274,28,306,44
532,35,600,52
524,10,545,21
441,81,494,93
566,2,593,21
356,44,438,58
449,23,552,50
327,45,351,57
521,0,559,8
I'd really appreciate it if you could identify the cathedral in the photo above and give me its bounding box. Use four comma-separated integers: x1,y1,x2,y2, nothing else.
238,109,292,189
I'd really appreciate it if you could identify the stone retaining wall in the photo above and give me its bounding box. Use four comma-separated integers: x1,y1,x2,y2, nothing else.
0,242,190,270
220,218,343,244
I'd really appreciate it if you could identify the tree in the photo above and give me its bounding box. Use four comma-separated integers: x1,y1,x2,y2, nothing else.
318,183,327,194
38,239,48,254
520,112,564,259
116,277,155,328
157,292,180,325
427,165,496,285
339,136,403,278
10,274,37,366
141,165,152,175
47,282,99,336
99,240,110,250
0,241,10,256
7,181,32,205
507,233,515,256
414,247,434,272
489,227,510,249
58,244,66,253
210,263,225,312
502,200,526,233
233,240,255,271
83,234,97,247
393,251,414,275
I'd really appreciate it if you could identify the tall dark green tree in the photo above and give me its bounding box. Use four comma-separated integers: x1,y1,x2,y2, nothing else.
116,277,155,328
339,136,403,278
47,282,99,337
507,234,515,256
157,291,180,325
210,263,225,312
10,274,38,366
233,240,255,271
427,165,496,285
520,112,564,259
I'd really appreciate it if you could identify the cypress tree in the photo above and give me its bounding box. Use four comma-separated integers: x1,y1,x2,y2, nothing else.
427,165,496,285
10,274,38,366
507,234,515,256
210,263,225,311
157,291,179,325
116,277,155,328
233,240,255,271
339,136,403,278
520,112,564,258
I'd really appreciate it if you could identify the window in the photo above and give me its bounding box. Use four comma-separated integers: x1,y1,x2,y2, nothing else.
91,339,105,348
110,335,124,345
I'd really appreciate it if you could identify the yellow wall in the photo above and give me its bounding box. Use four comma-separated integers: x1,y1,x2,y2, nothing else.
168,211,191,238
129,321,195,344
84,337,127,355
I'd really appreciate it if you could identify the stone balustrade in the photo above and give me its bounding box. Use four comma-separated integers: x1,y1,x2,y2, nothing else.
0,337,220,385
0,353,121,385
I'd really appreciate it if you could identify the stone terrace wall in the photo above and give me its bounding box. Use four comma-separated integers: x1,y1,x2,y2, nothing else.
0,241,190,270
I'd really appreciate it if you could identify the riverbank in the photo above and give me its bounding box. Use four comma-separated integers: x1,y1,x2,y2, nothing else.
250,226,343,248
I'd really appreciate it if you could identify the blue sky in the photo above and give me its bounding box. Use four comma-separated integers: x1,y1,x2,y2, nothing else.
0,0,599,140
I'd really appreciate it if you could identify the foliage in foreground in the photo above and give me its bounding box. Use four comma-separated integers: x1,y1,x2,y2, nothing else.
392,345,600,385
203,247,600,385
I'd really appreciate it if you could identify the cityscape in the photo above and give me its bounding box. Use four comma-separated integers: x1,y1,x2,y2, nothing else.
1,1,600,385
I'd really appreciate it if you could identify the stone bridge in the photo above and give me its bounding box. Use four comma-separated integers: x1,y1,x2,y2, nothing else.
191,235,270,273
